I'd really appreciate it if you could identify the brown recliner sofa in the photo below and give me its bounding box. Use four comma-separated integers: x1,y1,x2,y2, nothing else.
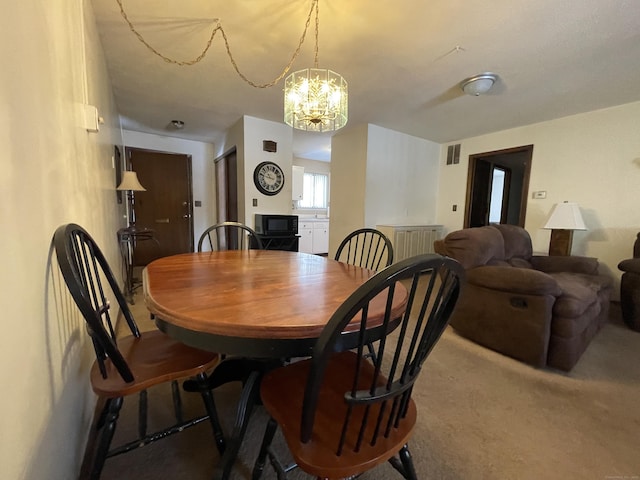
617,232,640,331
434,224,613,371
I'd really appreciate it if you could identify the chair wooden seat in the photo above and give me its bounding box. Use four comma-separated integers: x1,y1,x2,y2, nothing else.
261,351,416,478
53,223,226,479
252,254,465,480
90,330,219,397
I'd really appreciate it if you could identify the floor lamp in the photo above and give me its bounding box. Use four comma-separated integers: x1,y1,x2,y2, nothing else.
543,201,586,256
117,171,146,227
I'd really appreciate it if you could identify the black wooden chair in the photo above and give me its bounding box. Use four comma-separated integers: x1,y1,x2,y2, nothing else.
197,221,263,252
252,254,464,480
335,228,394,271
53,223,226,479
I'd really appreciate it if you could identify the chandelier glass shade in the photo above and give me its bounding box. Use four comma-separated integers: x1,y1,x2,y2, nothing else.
284,68,348,132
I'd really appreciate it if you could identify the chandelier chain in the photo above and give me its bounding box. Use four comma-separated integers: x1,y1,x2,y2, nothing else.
115,0,319,88
314,0,319,68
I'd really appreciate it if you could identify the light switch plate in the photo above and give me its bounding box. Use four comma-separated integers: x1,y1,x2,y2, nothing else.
532,191,547,199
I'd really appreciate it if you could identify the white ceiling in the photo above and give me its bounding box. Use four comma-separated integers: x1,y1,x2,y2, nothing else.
91,0,640,161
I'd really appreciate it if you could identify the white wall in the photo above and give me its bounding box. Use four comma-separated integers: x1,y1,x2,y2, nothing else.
293,157,331,175
219,116,293,229
330,124,370,253
330,124,441,256
122,130,216,243
1,1,123,478
436,101,640,295
365,124,441,226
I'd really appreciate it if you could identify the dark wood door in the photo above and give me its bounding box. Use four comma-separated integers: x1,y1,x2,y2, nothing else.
214,148,239,247
128,148,193,265
468,159,492,227
215,148,238,223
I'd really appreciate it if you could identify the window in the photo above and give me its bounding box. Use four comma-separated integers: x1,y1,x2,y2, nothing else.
299,172,329,209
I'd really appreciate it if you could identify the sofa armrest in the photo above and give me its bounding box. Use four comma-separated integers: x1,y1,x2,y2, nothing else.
530,255,598,275
618,258,640,274
467,266,562,296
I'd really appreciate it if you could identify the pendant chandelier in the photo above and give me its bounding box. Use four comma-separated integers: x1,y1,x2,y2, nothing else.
115,0,347,132
283,1,348,132
284,68,348,132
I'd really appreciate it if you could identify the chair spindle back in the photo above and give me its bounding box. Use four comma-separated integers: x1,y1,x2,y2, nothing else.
301,254,464,455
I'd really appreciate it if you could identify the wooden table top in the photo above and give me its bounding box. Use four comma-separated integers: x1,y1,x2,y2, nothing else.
143,250,407,346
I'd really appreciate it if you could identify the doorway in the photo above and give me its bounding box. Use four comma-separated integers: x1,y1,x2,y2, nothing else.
464,145,533,228
214,148,239,247
127,148,194,265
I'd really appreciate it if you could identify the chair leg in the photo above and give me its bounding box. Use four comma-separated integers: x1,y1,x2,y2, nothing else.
397,444,418,480
213,370,262,480
171,380,184,424
252,416,278,480
193,372,226,454
91,396,123,480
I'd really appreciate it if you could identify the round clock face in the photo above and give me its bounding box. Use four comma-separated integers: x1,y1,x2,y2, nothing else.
253,161,285,196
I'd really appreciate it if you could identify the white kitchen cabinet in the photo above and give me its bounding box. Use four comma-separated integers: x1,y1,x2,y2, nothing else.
298,220,329,254
311,221,329,254
298,221,314,253
292,165,304,201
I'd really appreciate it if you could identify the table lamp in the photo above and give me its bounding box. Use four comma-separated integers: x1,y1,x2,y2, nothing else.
117,171,146,226
543,201,586,256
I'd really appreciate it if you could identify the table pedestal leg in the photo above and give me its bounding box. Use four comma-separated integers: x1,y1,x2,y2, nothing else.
186,357,281,480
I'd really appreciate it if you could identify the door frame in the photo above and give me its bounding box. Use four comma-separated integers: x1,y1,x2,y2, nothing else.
464,144,533,228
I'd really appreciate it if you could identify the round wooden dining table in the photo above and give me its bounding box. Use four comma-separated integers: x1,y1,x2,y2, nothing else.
143,249,407,357
142,249,408,480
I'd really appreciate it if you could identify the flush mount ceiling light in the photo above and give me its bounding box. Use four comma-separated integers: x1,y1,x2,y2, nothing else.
170,120,185,129
461,73,498,96
116,0,346,133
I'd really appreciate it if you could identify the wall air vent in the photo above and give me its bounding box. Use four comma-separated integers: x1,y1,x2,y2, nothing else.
263,140,277,153
446,144,461,165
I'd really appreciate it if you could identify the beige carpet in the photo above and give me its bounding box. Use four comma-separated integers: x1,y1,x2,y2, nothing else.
99,299,640,480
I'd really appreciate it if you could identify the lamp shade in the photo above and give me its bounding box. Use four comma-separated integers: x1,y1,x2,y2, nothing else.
543,202,586,230
117,171,146,191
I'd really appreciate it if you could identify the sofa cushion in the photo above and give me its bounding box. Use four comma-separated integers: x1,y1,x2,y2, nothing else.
493,224,534,260
549,272,602,318
467,266,562,296
508,258,533,269
435,226,505,269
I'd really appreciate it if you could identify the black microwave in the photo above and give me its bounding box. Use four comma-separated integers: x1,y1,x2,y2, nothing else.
254,214,298,236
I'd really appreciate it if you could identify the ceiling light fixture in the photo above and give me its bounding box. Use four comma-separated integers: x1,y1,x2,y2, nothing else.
170,120,185,129
116,0,346,132
461,73,498,96
283,1,347,132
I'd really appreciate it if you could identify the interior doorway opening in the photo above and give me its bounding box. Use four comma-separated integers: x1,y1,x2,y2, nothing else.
464,145,533,228
214,147,239,248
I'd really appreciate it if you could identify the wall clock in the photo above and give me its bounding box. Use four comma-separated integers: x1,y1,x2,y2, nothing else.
253,161,285,196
